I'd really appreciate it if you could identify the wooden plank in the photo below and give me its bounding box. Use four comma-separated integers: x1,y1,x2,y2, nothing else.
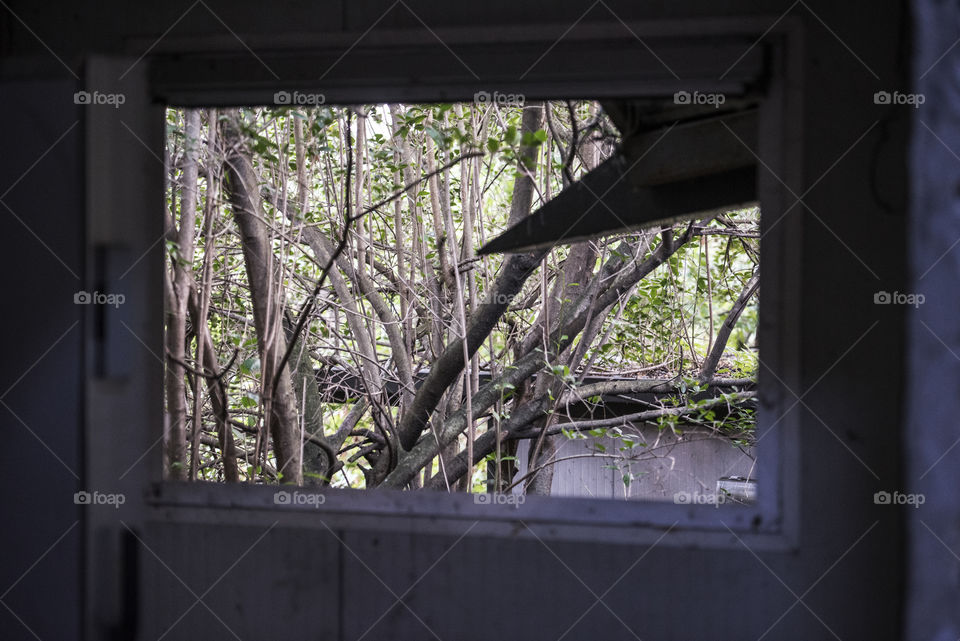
139,521,340,640
149,30,764,106
479,110,758,254
478,164,756,254
621,109,758,185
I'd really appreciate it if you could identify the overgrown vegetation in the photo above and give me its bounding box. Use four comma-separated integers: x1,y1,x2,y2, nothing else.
163,101,759,493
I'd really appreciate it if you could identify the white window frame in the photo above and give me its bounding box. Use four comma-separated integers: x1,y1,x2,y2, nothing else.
88,16,804,550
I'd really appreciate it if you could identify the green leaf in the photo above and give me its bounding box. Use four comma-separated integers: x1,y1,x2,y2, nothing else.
520,129,548,146
240,357,260,375
425,124,445,147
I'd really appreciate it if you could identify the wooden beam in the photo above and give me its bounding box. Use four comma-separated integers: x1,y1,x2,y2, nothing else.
623,108,758,185
478,164,756,254
478,110,758,255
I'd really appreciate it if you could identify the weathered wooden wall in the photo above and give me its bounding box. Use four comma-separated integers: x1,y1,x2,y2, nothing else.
514,426,756,501
0,1,920,639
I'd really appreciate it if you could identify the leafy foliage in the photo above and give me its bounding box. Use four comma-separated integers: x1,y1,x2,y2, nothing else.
164,102,759,489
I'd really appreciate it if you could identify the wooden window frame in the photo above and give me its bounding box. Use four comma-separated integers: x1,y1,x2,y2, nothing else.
86,16,804,549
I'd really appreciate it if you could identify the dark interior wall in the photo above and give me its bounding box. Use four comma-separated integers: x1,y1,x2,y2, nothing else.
0,1,809,61
907,2,960,639
0,79,84,641
0,1,913,640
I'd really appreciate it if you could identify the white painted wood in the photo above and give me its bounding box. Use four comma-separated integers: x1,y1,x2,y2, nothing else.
514,426,756,501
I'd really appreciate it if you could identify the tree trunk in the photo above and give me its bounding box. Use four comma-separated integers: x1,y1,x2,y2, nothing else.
164,108,200,480
396,103,546,452
221,112,302,483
